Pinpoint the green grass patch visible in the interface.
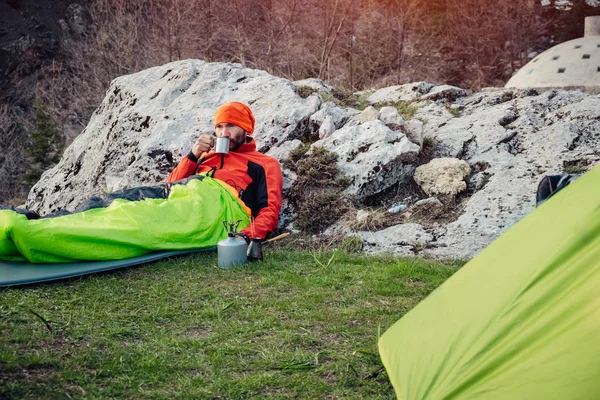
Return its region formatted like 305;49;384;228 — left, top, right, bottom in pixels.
284;146;352;234
296;86;319;99
0;249;461;399
320;90;374;111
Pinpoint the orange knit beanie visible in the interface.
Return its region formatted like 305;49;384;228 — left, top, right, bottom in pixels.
214;102;255;135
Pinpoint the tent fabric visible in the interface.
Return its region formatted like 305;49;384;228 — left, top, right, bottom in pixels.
0;176;250;263
0;248;213;287
378;165;600;400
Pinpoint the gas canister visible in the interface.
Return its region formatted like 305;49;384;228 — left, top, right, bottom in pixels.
217;220;247;268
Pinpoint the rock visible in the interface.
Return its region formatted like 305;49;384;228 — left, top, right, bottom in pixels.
358;223;433;255
367;82;435;104
356;209;370;224
293;78;333;94
407;197;445;222
266;139;303;163
351;106;379;124
309;101;354;131
420;85;468;102
403;120;424;148
468;171;492;192
319;115;336;139
414;158;470;203
25;60;319;214
312;120;420;203
378;106;404;127
498;107;518;127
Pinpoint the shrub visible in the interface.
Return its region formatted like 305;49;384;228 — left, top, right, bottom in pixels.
284;146;351;234
296;189;351;233
296;86;319;99
23;100;65;186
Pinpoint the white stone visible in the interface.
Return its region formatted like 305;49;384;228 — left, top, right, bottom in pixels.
310;101;354;131
319;115;336;139
266;139;303;163
354;106;379;124
378;106;404;127
414;158;470;203
356;209;370;224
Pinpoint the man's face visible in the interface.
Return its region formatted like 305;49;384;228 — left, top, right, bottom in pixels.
215;122;247;151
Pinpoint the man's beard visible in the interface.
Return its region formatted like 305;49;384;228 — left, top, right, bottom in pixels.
230;133;247;151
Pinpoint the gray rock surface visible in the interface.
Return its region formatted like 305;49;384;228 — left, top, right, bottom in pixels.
351;106;379;124
421;85;468;102
311;120;420;202
422;89;600;259
319;116;336;139
403;120;424;148
378;106;404;127
358;223;434;256
26;60;320;214
309;101;358;133
367;82;434;104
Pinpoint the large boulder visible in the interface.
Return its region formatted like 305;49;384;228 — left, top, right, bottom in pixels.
311;120;420;203
26;60;320;214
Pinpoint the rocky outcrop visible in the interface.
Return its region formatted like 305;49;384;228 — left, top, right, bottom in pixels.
25;60;600;259
26;60;320;214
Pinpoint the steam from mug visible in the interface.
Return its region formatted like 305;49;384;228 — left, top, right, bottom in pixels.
214;137;230;154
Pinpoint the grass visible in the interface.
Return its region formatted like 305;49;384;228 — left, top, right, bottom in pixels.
320;91;373;111
296;86;319;99
0;248;461;399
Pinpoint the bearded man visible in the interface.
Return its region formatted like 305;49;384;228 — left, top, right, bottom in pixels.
168;102;283;241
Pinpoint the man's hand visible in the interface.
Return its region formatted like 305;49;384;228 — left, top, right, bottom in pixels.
191;135;215;158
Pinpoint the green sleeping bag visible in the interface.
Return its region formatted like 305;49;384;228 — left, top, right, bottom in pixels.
0;177;250;263
378;165;600;399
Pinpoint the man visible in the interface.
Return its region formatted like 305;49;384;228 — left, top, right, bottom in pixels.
168;102;283;241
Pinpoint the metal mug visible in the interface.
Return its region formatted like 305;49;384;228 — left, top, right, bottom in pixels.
214;137;230;154
247;239;263;261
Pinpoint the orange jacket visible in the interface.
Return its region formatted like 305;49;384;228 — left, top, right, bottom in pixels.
167;138;283;239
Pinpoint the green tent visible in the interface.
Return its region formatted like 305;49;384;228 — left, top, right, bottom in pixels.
378;165;600;399
0;176;250;263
